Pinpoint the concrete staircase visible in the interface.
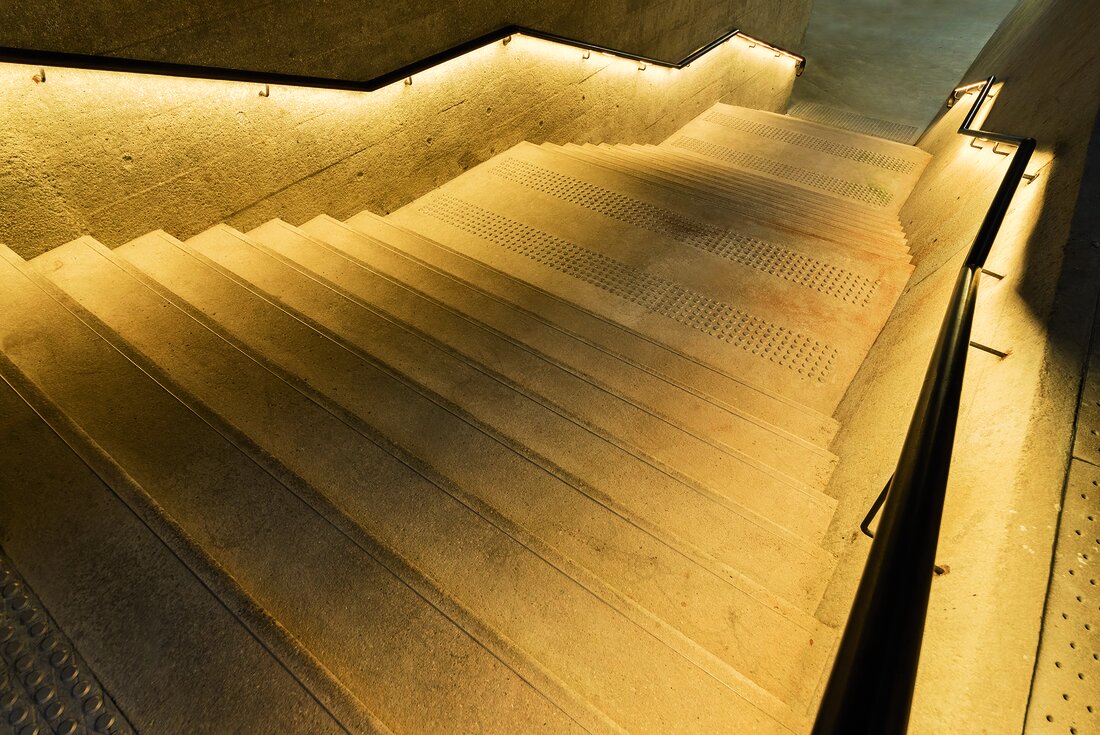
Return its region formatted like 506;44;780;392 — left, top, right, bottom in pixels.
0;101;929;733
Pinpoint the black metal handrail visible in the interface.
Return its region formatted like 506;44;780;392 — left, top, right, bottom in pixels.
812;76;1035;734
0;26;803;94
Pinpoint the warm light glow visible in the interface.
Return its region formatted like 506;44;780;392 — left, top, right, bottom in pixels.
0;25;798;263
0;27;800;116
735;32;804;69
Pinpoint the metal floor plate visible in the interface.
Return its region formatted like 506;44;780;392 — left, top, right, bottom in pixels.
1024;458;1100;735
0;551;132;735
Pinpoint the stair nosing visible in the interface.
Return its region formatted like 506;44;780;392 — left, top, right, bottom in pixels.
336;213;841;438
113;230;834;723
245;220;839;535
586;143;908;240
29;237;637;735
177;224;838;591
561;143;910;253
0;246;389;735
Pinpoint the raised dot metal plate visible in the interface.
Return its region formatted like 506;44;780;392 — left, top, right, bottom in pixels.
703;112;917;174
0;551;132;735
422;194;838;381
1024;459;1100;735
490;158;881;305
670;135;894;207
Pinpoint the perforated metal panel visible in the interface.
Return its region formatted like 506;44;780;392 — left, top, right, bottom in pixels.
703;111;917;174
1024;459;1100;735
421;194;838;381
670;136;894;207
490;159;881;306
0;552;133;735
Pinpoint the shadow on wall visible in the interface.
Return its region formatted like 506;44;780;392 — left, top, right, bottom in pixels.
0;34;798;259
909;0;1100;324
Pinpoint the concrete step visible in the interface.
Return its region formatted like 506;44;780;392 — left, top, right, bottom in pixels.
0;369;348;735
755;102;928;155
546;144;911;278
631;140;911;230
141;223;836;610
346;209;841;444
10;242;585;734
700;104;929;176
588;143;913;255
555;146;908;263
104;229;835;725
387;144;908;414
571;142;909;243
250;218;840;492
636;131;915;224
236;220;838;529
457;143;910;341
660;104;929;214
785;102;922;145
605;145;913;267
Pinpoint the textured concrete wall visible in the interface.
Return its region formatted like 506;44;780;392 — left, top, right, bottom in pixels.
0;34;799;258
817;1;1100;732
0;1;812;80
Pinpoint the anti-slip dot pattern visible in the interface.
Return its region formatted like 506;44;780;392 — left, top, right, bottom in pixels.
1024;463;1100;734
489;158;881;306
786;101;921;144
703;112;917;174
422;194;838;381
0;553;133;735
670;136;894;207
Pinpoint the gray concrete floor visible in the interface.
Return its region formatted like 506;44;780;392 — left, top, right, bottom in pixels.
791;0;1019;132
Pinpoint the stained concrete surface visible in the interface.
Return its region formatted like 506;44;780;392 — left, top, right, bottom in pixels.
791;0;1019;132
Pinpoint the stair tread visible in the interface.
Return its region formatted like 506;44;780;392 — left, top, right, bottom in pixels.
10;242;589;735
346;210;841;443
657;132;901;213
553;143;913;266
247;218;840;490
0;366;349;735
589;142;909;235
239;220;838;533
115;224;838;605
590;144;911;248
473;143;910;323
387;143;910;414
102;228;835;724
706;104;929;168
748;102;928;154
601;145;913;263
655;104;929;215
785;102;922;145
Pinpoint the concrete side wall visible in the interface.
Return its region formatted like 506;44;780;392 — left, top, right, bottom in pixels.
0;1;812;80
818;1;1100;733
0;35;799;258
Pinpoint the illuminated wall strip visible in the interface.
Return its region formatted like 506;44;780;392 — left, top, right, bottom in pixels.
0;26;804;95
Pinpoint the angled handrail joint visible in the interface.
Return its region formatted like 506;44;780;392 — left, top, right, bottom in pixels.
0;26;805;91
